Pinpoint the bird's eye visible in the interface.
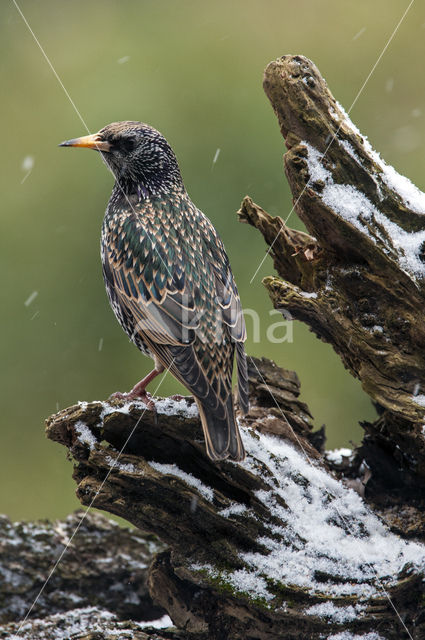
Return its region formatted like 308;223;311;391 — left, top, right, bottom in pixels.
120;137;137;153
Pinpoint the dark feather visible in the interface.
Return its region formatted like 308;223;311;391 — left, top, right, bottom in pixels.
196;395;245;461
236;342;249;415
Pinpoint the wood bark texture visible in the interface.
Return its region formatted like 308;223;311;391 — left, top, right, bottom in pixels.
239;54;425;508
43;356;425;639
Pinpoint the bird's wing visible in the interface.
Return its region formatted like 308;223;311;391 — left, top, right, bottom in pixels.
103;212;199;347
103;204;248;415
199;215;249;413
200;215;247;343
102;208;228;414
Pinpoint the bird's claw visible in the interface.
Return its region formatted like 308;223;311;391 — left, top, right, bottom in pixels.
109;389;156;411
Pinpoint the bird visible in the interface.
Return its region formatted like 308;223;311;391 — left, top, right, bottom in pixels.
59;121;249;461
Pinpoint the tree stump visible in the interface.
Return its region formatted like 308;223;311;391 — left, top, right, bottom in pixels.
43;356;425;639
239;54;425;513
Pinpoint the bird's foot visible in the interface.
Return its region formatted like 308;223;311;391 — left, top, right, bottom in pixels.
109;389;156;410
108;368;163;411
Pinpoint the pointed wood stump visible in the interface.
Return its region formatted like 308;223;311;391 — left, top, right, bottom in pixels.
239;54;425;508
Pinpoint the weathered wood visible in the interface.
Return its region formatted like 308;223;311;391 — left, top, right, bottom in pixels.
0;511;182;639
239;54;425;494
0;606;183;640
0;510;164;625
45;358;425;639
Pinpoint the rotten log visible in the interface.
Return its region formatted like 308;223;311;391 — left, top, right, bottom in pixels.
44;357;425;639
1;606;182;640
239;54;425;508
0;511;180;640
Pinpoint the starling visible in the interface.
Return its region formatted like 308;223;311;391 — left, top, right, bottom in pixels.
60;121;248;461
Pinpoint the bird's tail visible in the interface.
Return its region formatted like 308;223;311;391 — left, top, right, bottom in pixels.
195;395;245;461
236;341;249;415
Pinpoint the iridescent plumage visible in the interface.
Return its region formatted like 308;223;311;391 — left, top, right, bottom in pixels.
60;121;248;461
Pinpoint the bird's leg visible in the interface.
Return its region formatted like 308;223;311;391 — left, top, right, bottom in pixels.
110;364;165;409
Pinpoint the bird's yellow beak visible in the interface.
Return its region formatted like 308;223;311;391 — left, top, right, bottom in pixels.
59;132;111;152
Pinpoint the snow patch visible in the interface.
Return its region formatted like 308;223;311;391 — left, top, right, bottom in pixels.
335;100;425;215
137;614;173;629
74;421;97;450
326;633;386;640
193;430;425;603
413;394;425;407
325;448;353;465
305;601;365;623
155;396;199;418
9;607;116;640
99;396;198;420
105;456;139;474
100;399;148;419
219;503;249;518
304;142;425;281
149;462;214;501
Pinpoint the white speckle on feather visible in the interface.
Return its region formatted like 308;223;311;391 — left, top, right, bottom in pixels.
117;55;130;64
149;462;213;502
24;291;38;306
98;337;104;352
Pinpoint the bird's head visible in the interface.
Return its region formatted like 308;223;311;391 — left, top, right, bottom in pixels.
59;121;183;196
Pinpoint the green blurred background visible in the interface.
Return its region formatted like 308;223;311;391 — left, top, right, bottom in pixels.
1;0;424;521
